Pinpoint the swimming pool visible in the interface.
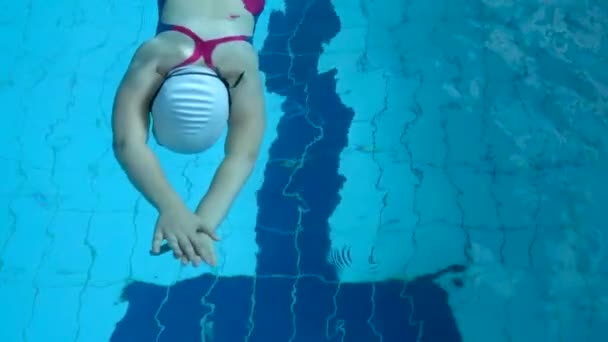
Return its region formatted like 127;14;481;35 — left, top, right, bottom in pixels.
1;0;607;341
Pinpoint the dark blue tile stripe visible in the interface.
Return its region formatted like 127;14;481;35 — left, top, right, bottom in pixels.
113;283;164;340
110;0;465;341
248;1;349;339
255;0;345;279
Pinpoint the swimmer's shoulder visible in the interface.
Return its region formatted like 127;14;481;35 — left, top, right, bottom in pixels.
131;37;191;76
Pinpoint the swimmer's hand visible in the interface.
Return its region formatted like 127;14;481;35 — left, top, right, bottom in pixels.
151;203;220;266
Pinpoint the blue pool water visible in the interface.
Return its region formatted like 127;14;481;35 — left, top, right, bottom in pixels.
1;0;607;341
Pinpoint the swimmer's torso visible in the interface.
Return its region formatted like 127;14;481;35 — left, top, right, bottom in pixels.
161;0;257;31
157;0;262;81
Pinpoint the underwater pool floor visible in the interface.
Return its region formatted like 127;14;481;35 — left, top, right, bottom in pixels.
1;0;607;341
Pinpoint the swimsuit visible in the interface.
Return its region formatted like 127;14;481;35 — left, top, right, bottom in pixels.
156;0;265;70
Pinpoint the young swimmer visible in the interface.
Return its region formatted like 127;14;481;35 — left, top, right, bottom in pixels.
112;0;266;267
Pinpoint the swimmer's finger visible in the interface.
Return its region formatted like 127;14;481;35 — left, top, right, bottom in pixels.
197;239;217;267
189;236;208;266
166;235;182;258
203;249;217;267
196;227;220;241
154;243;172;255
208;232;221;241
151;229;164;254
177;234;197;264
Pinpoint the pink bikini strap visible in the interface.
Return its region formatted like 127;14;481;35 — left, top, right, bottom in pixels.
169;25;249;68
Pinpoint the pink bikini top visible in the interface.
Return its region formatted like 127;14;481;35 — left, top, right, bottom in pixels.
158;0;266;69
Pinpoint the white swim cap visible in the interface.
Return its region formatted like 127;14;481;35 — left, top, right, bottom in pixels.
151;65;229;154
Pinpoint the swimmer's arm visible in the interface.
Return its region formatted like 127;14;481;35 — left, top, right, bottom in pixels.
112;41;183;212
194;70;266;230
